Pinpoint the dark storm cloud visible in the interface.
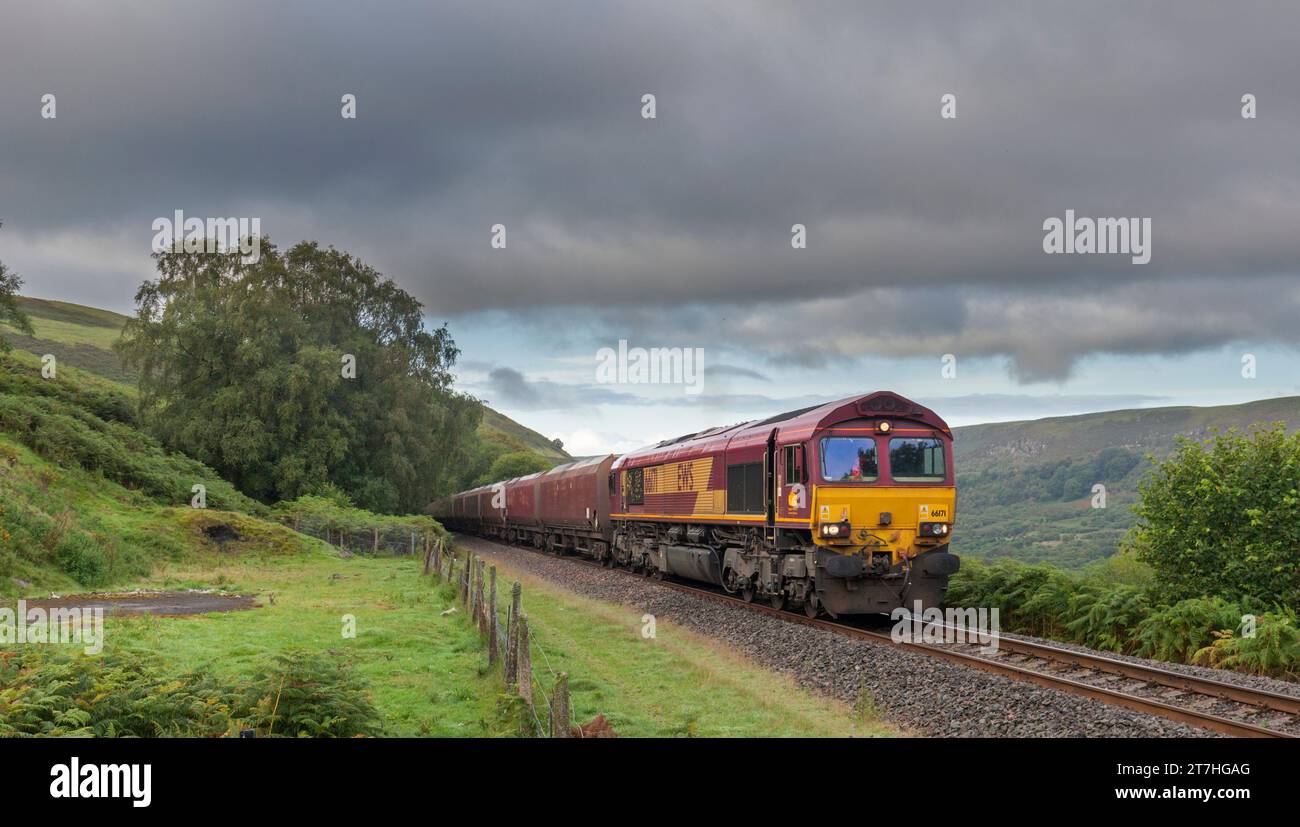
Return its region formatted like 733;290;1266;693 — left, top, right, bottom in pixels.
3;1;1300;378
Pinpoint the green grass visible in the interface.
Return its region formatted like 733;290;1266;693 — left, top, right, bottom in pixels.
477;552;898;737
96;548;525;736
5;535;896;736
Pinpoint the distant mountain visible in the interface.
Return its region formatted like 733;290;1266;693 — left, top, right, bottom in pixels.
950;397;1300;568
953;396;1300;470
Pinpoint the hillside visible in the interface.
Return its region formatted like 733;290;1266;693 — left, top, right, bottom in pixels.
953;396;1300;471
0;348;278;592
2;296;568;465
478;405;569;461
2;297;136;383
950;396;1300;568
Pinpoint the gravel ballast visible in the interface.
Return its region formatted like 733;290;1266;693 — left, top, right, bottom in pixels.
458;536;1215;738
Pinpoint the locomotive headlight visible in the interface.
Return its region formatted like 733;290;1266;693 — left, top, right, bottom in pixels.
877;421;892;433
919;522;950;537
820;520;852;538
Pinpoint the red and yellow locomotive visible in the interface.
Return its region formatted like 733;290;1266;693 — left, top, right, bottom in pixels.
429;391;958;616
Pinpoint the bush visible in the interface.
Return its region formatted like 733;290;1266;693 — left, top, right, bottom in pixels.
0;648;383;737
0;650;239;737
1063;585;1150;653
1193;611;1300;679
238;649;384;737
1132;597;1243;662
945;558;1300;677
1130;424;1300;607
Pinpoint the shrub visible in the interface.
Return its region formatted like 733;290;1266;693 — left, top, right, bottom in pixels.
0;648;384;737
238;649;384;737
1129;424;1300;607
1194;611;1300;679
1063;585;1150;653
0;650;239;737
1132;597;1243;662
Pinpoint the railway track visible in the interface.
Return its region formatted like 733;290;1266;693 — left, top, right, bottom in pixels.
465;536;1299;738
655;577;1299;739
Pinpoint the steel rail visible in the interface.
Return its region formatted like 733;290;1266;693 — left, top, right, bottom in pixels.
459;535;1297;739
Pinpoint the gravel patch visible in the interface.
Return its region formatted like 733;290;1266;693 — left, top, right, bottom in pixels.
458;536;1211;738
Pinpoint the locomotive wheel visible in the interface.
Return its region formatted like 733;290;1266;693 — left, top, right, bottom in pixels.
741;586;755;603
651;568;663;581
804;593;820;618
769;593;786;611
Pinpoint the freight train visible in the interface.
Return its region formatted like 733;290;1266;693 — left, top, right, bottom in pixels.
428;391;959;617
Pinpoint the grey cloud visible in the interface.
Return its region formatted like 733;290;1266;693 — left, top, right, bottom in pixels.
705;364;770;381
3;1;1299;376
481;366;641;411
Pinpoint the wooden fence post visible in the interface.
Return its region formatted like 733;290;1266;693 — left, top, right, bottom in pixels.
516;613;533;708
550;673;571;738
373;527;379;555
476;559;488;635
488;566;499;664
505;581;521;686
471;558;481;619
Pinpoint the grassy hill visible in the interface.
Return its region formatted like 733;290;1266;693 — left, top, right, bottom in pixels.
2;296;568;465
2;297;137;383
478;405;568;461
950;396;1300;568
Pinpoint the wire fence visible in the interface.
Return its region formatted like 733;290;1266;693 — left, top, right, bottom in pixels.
290;518;439;557
422;538;580;737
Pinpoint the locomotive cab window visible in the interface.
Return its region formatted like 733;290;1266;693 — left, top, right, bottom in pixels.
783;444;805;484
888;437;946;482
626;467;644;505
819;437;878;482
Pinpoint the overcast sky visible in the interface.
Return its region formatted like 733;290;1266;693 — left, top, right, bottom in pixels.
3;1;1299;453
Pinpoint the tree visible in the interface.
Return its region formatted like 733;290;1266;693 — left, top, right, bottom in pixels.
476;451;553;486
0;260;35;351
116;239;482;513
1129;425;1300;608
550;437;564;451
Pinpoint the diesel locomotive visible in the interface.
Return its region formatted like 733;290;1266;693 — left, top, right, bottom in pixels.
428;391;959;617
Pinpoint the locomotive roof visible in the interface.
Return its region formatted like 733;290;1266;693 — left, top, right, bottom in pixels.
612;390;949;468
